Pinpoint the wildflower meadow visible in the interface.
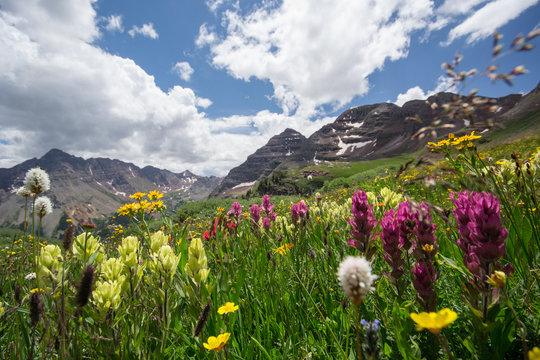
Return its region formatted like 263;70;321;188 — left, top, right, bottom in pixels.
1;31;540;360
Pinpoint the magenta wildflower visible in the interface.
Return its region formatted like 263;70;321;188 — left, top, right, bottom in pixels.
451;191;510;281
261;195;275;214
227;202;243;221
380;209;404;280
262;218;271;230
412;203;439;262
347;191;377;255
250;204;261;225
396;201;416;251
291;201;308;225
412;261;438;311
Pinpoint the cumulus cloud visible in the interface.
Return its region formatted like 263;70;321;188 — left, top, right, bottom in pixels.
128;22;158;39
104;15;123;32
446;0;539;44
0;0;335;176
172;61;194;81
199;0;434;117
394;76;457;106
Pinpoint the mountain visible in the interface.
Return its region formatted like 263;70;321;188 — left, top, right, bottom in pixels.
210;128;306;197
279;91;522;168
0;149;222;237
212;85;537;197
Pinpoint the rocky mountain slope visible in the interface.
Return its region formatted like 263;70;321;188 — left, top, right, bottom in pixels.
210;128;306;197
212;85;538;197
0;149;221;237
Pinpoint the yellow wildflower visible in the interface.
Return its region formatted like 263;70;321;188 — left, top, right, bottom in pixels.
410;308;457;334
529;347;540;360
147;190;164;200
218;302;239;315
204;333;231;352
487;271;506;288
422;244;434;253
129;192;146;201
272;244;294;255
30;288;45;294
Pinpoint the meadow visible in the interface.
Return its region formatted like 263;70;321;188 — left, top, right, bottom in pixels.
0;128;539;359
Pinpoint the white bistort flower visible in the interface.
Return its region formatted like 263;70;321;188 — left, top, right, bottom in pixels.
34;196;53;218
337;256;377;305
23;167;50;195
16;186;33;198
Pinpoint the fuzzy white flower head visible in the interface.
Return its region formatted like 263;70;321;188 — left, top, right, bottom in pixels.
34;196;53;218
337;256;377;305
24;168;50;195
16;186;33;198
25;272;36;280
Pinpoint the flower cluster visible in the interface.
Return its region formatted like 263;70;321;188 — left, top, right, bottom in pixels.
184;238;210;285
380;209;404;280
451;191;510;282
117;190;165;217
290;200;308;225
428;131;482;150
347;191;377;256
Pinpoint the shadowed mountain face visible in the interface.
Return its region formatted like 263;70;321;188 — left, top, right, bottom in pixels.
210;128;306;197
0;149;221;237
210;86;536;197
280;91;523;168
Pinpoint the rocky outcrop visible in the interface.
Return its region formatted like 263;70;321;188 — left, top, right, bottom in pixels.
210;128;306;197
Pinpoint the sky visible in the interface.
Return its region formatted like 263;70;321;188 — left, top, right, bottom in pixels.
0;0;539;177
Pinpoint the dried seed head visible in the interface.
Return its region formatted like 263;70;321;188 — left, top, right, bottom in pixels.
194;301;211;336
30;292;43;327
62;224;75;252
76;266;95;307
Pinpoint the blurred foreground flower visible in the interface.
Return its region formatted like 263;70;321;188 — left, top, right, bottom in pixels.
337;256;376;305
410;308;457;334
204;333;231;352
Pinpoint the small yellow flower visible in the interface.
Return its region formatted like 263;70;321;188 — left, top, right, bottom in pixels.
66;219;72;223
129;192;147;201
14;239;22;244
422;244;434;253
147;190;164;200
410;308;457;334
218;302;239;315
448;133;455;139
529;347;540;360
272;244;294;255
204;333;231;352
30;288;45;294
487;271;506;288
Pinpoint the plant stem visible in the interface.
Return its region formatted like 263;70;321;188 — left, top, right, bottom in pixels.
436;333;454;360
355;305;363;360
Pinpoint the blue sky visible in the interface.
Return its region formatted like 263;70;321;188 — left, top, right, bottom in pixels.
0;0;539;176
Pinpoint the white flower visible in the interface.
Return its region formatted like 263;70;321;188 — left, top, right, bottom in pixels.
34;196;53;218
16;186;33;198
23;167;50;195
337;256;377;305
25;272;36;280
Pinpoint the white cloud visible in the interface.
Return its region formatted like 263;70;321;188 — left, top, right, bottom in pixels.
104;15;123;32
395;86;427;106
0;0;335;176
394;76;457;106
128;22;158;39
438;0;488;15
446;0;539;44
195;24;217;47
172;61;194;81
199;0;434;117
